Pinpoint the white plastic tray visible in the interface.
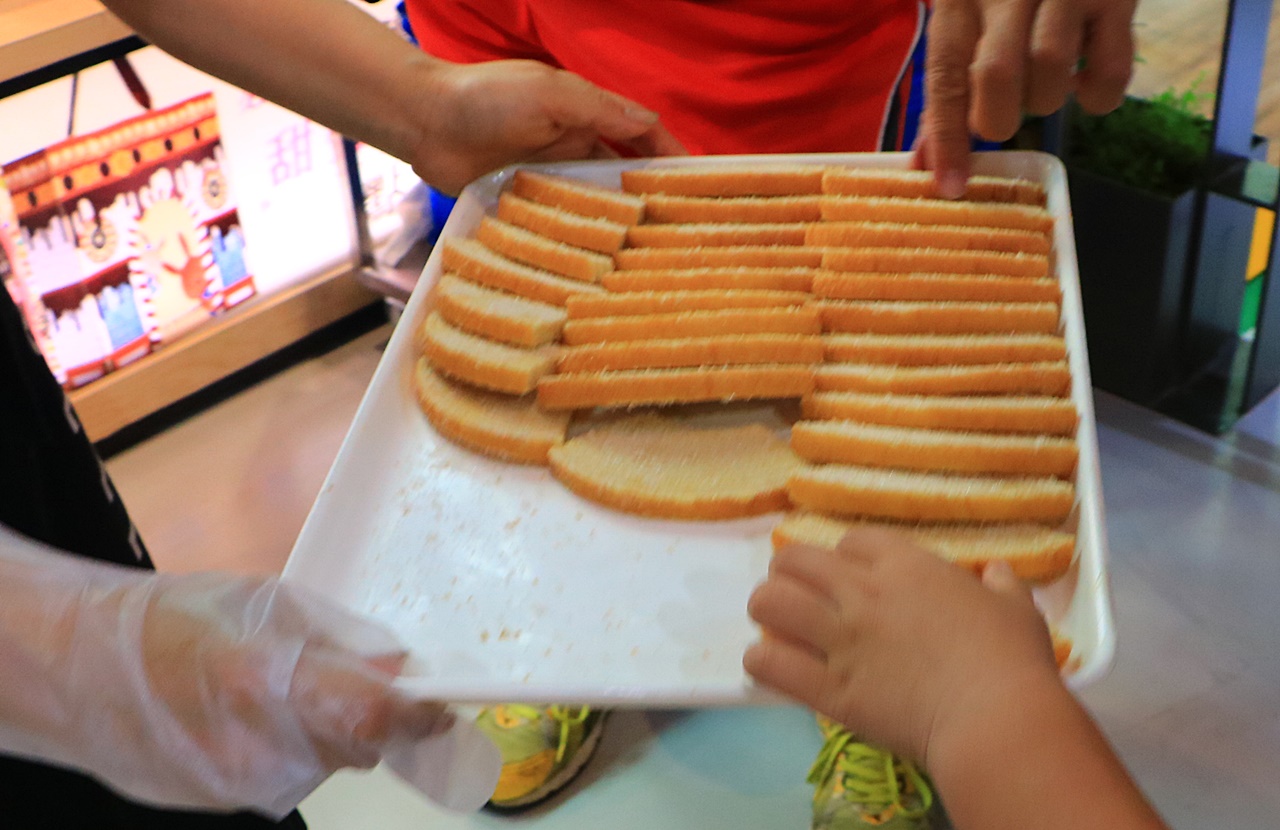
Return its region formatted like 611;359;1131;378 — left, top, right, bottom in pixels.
284;151;1114;706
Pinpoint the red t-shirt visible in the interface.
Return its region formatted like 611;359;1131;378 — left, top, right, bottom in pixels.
406;0;925;156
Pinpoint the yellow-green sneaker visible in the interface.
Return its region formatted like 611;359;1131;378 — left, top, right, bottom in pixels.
474;704;606;810
809;717;934;830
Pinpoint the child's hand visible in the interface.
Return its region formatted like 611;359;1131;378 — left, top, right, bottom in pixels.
742;527;1062;766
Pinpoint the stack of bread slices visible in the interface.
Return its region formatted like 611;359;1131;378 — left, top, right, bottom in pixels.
413;162;1081;587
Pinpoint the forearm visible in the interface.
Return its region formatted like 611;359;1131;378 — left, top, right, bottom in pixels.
99;0;440;165
928;674;1169;830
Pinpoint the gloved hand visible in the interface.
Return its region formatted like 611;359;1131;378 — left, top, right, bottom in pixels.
0;525;498;818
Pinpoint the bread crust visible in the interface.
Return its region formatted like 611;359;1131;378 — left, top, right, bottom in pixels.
511;169;645;224
475;217;614;282
820;195;1054;233
566;289;810;318
557;334;824;373
787;464;1076;523
497;193;629;253
812;271;1061;304
614;246;823;270
821;168;1047;205
561;306;822;345
823;247;1050;278
817;300;1062;335
800;392;1078;435
420;312;558;395
627;222;810;248
537;365;816;410
807;222;1051;256
644;195;823;223
434;275;566;347
601;266;815;293
820;333;1067;366
815;362;1073;397
621;164;825;196
440;238;604;306
413;359;569;464
790;420;1079;478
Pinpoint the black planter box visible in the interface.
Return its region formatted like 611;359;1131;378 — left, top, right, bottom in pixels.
1067;166;1197;406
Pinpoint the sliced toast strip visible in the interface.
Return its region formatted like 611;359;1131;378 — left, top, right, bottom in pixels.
601;266;814;293
815;362;1072;397
621;164;825;196
414;359;570;464
800;391;1078;435
790;420;1078;478
822;168;1047;205
772;512;1075;583
511;169;645;224
824;247;1050;278
807;222;1051;256
820;195;1054;233
434;275;567;347
548;415;803;519
817;300;1061;335
812;271;1060;304
644;195;823;223
614;245;823;270
562;306;821;345
557;334;824;373
627;222;810;248
537;365;816;410
475;217;614;282
497;193;629;253
787;464;1075;523
420;312;558;395
566;289;810;319
821;333;1067;366
440;238;604;306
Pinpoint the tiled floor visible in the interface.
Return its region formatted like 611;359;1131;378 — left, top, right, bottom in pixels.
104;319;1280;830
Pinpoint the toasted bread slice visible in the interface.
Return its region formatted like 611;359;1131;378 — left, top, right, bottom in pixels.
821;333;1067;366
440;238;605;306
621;164;825;196
497;193;629;253
817;300;1061;335
627;222;810;248
537;365;816;410
823;247;1050;278
822;168;1047;206
791;420;1078;478
475;217;614;282
547;414;802;519
815;362;1073;397
511;169;645;224
771;512;1075;583
601;266;815;293
420;312;558;395
787;464;1075;523
434;275;567;347
801;391;1078;435
820;196;1054;233
566;289;810;319
812;271;1061;304
644;195;823;223
413;359;570;464
561;306;822;345
614;246;824;270
807;221;1051;256
557;334;824;373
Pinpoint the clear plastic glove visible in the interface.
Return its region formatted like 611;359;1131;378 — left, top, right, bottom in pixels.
0;525;499;818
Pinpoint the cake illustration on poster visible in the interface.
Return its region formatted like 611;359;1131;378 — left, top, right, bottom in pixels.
1;92;256;388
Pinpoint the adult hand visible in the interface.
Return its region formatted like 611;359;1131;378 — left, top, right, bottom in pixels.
414;59;687;195
742;527;1061;766
915;0;1139;197
0;527;494;817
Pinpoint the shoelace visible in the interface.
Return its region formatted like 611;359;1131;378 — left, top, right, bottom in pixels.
808;729;934;819
493;704;591;763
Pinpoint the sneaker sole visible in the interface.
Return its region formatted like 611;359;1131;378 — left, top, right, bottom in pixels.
484;711;609;812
